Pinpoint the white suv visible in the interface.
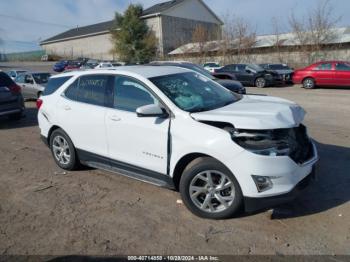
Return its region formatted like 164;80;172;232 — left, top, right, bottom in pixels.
38;66;318;219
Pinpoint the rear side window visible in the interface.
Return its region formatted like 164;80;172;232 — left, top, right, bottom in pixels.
65;75;110;106
315;63;332;70
335;63;350;71
43;76;72;96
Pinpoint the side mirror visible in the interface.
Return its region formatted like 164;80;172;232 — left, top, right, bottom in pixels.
246;69;252;74
136;104;168;118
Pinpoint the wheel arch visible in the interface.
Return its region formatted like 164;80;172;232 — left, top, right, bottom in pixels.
172;153;234;191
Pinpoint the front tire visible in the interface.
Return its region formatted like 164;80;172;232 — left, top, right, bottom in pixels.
50;129;79;170
179;157;243;219
303;78;315;89
255;77;266;88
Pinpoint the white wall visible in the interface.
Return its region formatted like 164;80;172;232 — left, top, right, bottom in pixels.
41;33;115;60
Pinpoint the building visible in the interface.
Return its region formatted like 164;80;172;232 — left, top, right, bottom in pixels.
169;27;350;67
40;0;223;60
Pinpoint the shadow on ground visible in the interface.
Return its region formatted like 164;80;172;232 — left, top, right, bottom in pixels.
0;107;38;129
271;141;350;219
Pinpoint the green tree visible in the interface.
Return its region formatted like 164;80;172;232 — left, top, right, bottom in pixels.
111;4;157;64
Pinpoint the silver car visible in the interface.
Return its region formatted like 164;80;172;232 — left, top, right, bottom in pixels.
15;72;51;100
6;69;28;81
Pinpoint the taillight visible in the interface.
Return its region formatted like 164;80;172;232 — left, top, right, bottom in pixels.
36;99;43;109
9;84;21;94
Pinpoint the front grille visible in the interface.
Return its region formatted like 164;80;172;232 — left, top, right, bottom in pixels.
288;125;314;164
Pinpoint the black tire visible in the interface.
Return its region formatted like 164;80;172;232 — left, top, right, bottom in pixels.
302;78;315;89
255;77;266;88
179;157;243;219
49;128;79;170
37;91;42;98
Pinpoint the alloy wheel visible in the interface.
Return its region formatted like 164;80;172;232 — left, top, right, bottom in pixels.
189;170;235;213
52;136;71;165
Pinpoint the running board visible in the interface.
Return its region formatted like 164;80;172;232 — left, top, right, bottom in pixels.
77;149;175;190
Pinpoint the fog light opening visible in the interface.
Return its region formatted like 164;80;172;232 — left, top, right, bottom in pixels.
252;175;274;192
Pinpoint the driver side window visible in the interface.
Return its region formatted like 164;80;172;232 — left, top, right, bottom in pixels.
113;76;158;113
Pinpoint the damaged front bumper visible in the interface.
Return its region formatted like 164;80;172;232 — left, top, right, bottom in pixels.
244;166;316;212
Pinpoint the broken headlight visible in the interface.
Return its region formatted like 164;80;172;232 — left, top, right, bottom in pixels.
228;128;291;157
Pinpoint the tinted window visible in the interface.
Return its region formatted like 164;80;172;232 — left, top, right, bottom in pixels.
335;63;350;71
223;65;236;71
65;75;110;106
33;73;51;84
0;72;15;86
114;76;157;112
316;63;332;70
43;76;72;96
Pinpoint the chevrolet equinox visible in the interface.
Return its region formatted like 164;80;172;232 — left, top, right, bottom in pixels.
38;66;318;219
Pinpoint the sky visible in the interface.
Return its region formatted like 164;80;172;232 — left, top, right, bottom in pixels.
0;0;349;53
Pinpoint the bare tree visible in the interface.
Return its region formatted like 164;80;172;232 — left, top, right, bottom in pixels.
220;15;257;64
289;0;341;64
271;17;285;63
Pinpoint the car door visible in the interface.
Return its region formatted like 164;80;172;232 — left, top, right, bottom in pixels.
236;64;254;85
21;74;36;99
313;63;334;86
105;75;169;174
15;74;29;99
334;62;350;86
56;74;111;157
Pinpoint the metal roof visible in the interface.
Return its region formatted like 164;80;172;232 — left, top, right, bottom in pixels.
169;27;350;55
40;0;186;45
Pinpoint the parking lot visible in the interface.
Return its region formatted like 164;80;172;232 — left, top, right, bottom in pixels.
0;62;350;255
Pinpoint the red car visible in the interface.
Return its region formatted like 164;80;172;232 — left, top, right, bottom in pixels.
293;61;350;89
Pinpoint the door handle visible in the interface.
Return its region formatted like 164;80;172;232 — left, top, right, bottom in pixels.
109;115;121;121
64;105;71;111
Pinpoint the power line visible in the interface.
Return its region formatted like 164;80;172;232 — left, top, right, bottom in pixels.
0;13;71;28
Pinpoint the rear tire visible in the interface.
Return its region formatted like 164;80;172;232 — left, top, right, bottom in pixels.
303;78;315;89
49;128;79;171
37;91;42;98
179;157;243;219
255;77;266;88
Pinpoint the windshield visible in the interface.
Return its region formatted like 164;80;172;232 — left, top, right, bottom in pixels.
149;72;240;113
247;64;264;72
204;63;220;67
269;64;291;70
33;73;51;84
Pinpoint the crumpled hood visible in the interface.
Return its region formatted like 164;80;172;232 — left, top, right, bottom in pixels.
191;95;306;130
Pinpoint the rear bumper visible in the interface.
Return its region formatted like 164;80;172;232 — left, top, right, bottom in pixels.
0;95;24;116
244;166;316;212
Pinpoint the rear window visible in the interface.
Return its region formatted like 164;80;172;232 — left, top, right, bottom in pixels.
43;76;72;96
0;72;15;87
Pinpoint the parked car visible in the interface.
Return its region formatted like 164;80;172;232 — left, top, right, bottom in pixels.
65;61;83;71
53;60;68;72
203;62;222;73
38;66;318;219
150;61;246;94
259;64;294;83
0;71;24;120
15;72;51;100
215;64;284;88
6;69;28;80
293;61;350;89
95;62;113;69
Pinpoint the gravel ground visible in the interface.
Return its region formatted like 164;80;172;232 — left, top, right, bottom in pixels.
0;63;349;256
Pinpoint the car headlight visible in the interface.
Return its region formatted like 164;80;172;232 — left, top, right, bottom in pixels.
228;129;291;156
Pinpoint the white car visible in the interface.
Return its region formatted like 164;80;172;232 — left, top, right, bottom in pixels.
203;62;222;73
94;62;113;69
37;66;318;219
